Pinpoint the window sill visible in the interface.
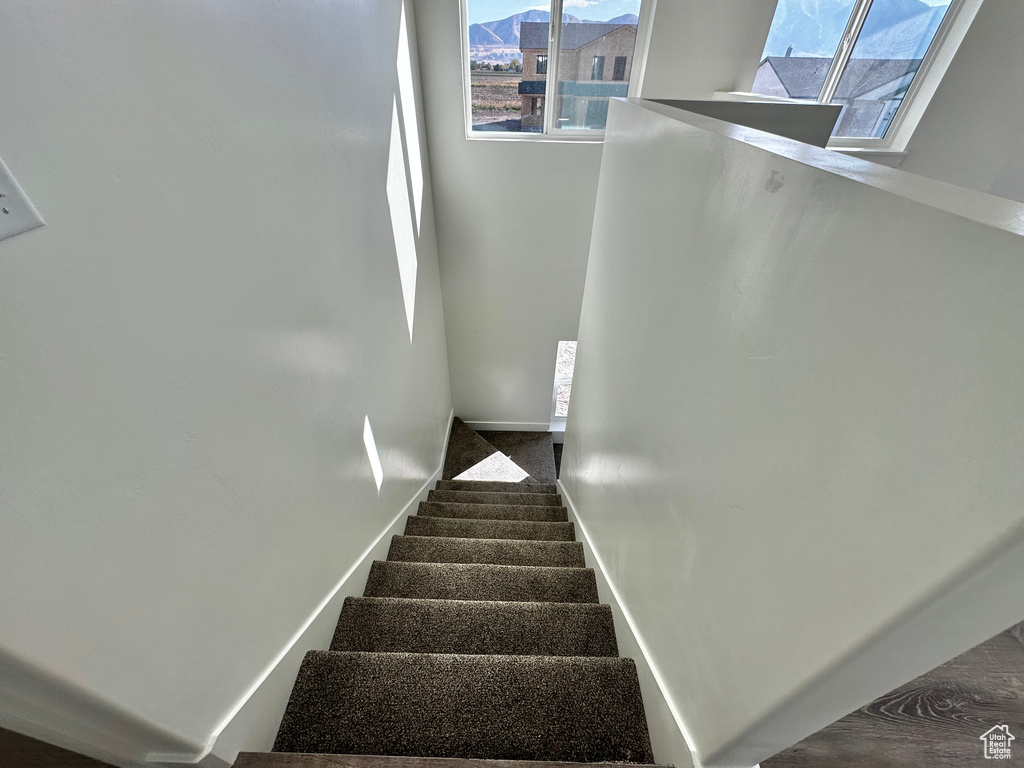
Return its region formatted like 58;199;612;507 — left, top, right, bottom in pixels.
465;130;605;144
832;148;908;168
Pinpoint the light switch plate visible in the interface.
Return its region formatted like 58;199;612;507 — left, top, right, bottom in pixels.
0;155;44;242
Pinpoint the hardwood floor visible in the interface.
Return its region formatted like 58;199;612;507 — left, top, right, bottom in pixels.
0;726;115;768
763;622;1024;768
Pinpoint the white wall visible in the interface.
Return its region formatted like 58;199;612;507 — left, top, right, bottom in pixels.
0;1;451;765
562;99;1024;767
639;0;778;100
415;0;776;428
416;0;602;428
896;0;1024;200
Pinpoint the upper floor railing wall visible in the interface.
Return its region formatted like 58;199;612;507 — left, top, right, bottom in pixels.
561;98;1024;768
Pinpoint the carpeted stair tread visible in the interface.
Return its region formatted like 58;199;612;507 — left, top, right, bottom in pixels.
418;501;568;523
428;490;563;507
443;419;538;483
331;597;618;656
404;516;575;542
237;753;671;768
477;431;557;485
387;535;585;567
363;561;599;603
436;480;557;494
272;651;655;763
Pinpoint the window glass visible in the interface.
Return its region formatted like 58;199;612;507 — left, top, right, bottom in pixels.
467;2;549;133
554;0;641;131
551;340;577;422
751;0;957;143
613;56;627;81
751;0;858;101
466;0;642;135
831;0;953;138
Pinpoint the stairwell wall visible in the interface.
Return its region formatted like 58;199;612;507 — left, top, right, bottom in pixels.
414;0;780;430
561;99;1024;767
899;0;1024;202
0;1;451;765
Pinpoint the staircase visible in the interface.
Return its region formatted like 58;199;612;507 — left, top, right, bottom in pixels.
235;420;667;768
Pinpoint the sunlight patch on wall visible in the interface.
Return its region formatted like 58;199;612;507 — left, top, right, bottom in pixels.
454;452;531;482
387;97;418;343
551;340;577;426
396;1;424;232
363;416;384;492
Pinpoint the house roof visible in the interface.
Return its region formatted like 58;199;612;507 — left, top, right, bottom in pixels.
761;56;922;100
519;21;635;51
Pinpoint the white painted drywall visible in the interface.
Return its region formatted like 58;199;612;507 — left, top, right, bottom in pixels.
638;1;779;99
560;483;697;768
0;1;451;765
562;99;1024;767
900;0;1024;200
415;0;602;427
414;0;777;427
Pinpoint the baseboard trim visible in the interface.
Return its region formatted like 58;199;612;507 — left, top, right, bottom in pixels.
0;651;201;768
199;408;455;766
558;479;701;768
461;421;551;432
0;409;455;768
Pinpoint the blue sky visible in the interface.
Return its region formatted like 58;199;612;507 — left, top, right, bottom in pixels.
467;0;641;25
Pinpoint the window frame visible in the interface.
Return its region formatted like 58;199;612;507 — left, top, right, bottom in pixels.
461;0;657;141
754;0;982;151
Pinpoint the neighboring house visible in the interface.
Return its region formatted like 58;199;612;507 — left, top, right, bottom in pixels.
753;55;921;138
518;21;637;130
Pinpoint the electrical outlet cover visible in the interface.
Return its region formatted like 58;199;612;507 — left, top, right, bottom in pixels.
0;155;45;242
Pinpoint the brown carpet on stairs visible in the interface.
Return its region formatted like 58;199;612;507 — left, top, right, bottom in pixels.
417;501;568;522
435;480;557;494
386;535;585;567
363;560;599;603
442;418;538;482
268;422;660;768
273;651;654;763
403;515;576;541
478;431;557;484
427;489;564;506
331;597;618;656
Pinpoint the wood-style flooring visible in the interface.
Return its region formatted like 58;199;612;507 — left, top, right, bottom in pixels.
764;622;1024;768
0;726;115;768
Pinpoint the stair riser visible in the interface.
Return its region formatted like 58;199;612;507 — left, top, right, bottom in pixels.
387;535;585;568
435;480;558;494
404;516;576;542
417;501;568;522
238;754;669;768
364;561;599;603
331;597;619;657
428;490;563;507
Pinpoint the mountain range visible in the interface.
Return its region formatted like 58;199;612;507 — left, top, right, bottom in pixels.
469;10;640;47
764;0;951;59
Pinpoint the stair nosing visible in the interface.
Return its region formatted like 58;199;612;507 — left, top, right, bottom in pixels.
391;534;582;546
342;595;611;609
371;559;594;574
239;753;671;768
